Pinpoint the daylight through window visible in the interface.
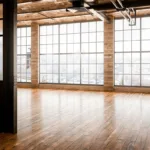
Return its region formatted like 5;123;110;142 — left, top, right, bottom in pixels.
39;21;104;85
17;27;31;82
115;18;150;86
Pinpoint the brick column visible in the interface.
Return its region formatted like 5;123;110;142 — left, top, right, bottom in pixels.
104;18;114;91
31;22;39;88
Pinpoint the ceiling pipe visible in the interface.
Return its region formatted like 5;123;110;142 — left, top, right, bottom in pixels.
125;8;132;20
110;0;119;9
117;0;124;8
110;0;136;25
89;8;110;23
120;11;128;21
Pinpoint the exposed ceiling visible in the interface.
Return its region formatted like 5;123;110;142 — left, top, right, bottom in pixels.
17;0;150;26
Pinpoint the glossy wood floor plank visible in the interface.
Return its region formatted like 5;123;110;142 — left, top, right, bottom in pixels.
0;89;150;150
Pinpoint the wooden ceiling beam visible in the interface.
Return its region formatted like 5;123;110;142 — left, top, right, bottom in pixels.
18;0;72;14
17;0;66;4
17;11;89;21
17;14;99;26
17;13;91;22
112;8;150;18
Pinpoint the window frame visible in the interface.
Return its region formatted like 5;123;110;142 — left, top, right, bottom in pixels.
114;17;150;87
17;26;31;83
39;21;104;85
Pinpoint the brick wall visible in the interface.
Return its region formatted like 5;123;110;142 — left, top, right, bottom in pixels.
104;17;114;91
31;22;39;88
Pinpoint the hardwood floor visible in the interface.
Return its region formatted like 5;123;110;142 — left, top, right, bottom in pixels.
0;88;150;150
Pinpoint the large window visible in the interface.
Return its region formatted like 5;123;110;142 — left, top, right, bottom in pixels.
17;27;31;82
115;17;150;86
0;4;3;81
40;21;104;85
